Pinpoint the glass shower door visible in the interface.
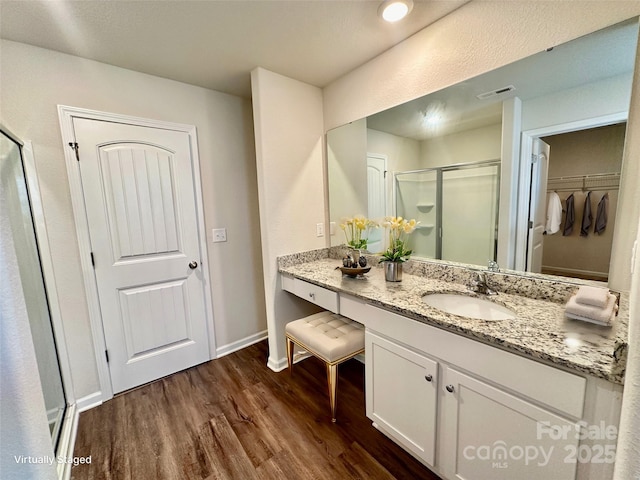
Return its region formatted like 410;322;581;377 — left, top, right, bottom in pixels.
441;163;500;265
1;131;67;449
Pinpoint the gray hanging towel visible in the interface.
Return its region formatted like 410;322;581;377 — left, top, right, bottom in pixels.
580;191;592;236
563;193;575;236
594;192;609;235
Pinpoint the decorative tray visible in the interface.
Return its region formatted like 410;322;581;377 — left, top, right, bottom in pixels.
336;266;371;277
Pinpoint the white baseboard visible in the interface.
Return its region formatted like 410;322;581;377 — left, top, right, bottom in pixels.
56;403;79;480
267;356;289;372
541;265;608;280
215;330;268;359
76;392;103;413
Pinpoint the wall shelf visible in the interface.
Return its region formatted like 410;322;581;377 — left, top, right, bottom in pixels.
416;203;435;212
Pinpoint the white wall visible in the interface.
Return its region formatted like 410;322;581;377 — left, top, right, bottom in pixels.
613;43;640;465
0;40;266;400
419;123;502;167
522;73;633;131
613;214;640;479
251;68;327;370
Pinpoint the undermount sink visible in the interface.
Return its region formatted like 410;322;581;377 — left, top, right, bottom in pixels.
422;293;516;321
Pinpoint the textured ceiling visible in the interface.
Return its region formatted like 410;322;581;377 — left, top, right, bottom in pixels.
0;0;468;98
367;20;639;139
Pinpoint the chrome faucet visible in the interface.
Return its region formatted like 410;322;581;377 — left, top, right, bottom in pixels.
470;272;498;296
487;260;500;272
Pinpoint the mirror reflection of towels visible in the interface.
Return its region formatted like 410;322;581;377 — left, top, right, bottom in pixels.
580;191;592;237
594;192;609;234
545;192;562;235
563;193;575;236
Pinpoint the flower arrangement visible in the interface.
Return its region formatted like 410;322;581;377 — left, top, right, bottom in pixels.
379;216;419;263
340;215;377;250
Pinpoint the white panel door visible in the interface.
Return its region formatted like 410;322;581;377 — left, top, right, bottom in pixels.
367;154;386;253
527;139;551;273
73;118;210;393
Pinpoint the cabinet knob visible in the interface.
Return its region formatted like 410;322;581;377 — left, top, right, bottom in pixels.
424;374;433;382
446;385;455;393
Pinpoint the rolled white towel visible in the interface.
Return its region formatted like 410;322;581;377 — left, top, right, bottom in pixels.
565;292;617;325
574;285;609;308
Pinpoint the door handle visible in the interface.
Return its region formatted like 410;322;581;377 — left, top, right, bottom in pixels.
189;261;198;269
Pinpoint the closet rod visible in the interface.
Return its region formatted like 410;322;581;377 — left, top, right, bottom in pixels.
546;172;620;181
549;186;618;192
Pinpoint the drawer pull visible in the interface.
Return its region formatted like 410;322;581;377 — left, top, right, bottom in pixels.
446;385;455;393
309;292;315;299
424;374;433;382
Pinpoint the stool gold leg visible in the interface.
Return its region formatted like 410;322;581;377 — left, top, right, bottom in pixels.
327;363;338;423
286;337;294;375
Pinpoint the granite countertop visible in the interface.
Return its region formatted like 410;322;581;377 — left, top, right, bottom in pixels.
279;252;628;385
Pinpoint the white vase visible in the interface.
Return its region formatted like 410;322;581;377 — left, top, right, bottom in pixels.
384;261;402;282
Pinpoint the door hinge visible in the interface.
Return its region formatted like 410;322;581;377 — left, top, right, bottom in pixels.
531;153;538;164
384;170;387;178
105;350;109;363
69;142;80;161
90;251;95;267
529;220;534;229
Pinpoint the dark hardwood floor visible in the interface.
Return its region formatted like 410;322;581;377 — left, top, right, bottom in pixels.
71;340;440;479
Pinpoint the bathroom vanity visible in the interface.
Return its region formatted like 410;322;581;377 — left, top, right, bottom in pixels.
279;248;628;480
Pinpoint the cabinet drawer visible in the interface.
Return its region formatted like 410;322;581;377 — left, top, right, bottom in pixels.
339;294;368;323
281;273;295;293
292;278;339;313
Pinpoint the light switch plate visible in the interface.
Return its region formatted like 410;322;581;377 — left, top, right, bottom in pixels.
316;223;324;237
212;228;227;243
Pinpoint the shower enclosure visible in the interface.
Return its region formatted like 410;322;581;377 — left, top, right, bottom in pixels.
395;160;500;265
1;129;69;452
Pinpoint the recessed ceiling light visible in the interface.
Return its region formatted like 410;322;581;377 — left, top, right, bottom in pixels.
378;0;414;23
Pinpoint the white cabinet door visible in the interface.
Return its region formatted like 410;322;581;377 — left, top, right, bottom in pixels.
365;330;438;467
439;366;579;480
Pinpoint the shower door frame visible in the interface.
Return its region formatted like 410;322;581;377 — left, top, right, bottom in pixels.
3;126;78;479
394;159;501;262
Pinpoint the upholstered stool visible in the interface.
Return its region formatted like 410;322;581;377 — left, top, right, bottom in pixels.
285;311;364;422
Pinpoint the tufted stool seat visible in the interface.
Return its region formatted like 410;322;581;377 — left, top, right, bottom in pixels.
285;311;364;422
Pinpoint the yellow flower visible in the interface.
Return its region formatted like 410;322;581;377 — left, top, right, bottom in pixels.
380;216;418;263
341;214;375;249
403;219;419;234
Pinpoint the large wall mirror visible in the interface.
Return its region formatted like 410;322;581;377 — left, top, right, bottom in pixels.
327;18;638;285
